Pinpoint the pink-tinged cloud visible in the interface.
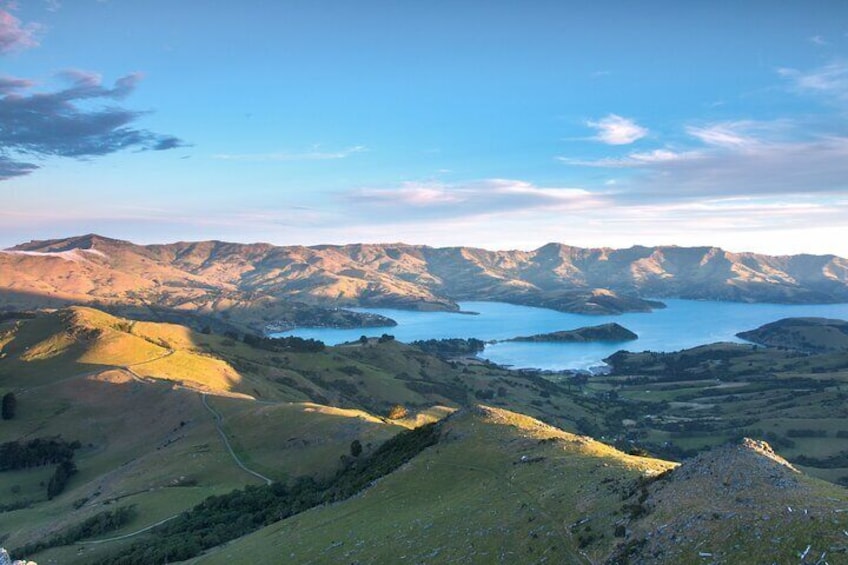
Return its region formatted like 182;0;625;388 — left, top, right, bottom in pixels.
0;74;33;94
347;179;607;221
0;8;39;54
560;148;703;168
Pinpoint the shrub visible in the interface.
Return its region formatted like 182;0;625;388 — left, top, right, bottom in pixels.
2;392;16;420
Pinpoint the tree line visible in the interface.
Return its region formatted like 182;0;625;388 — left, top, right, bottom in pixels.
92;422;441;564
242;333;326;353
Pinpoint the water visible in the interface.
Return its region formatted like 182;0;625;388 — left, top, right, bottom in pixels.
276;299;848;371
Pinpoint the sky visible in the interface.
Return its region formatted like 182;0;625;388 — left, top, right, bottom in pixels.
1;1;848;256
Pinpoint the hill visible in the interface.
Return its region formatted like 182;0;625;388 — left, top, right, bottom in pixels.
4;235;848;333
0;306;607;563
3;307;848;563
737;317;848;353
192;409;848;565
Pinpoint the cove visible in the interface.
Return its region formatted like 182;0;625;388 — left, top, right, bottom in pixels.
277;299;848;371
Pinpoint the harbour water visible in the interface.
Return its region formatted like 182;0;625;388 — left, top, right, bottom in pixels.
277;299;848;371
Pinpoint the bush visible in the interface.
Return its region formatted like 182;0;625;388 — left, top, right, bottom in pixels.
2;392;16;420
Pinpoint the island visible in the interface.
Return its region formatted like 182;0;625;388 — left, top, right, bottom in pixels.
507;322;638;343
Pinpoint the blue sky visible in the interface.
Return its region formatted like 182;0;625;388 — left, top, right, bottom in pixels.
2;1;848;255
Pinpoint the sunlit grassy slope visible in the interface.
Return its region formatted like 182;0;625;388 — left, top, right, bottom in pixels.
193;406;848;565
0;308;460;563
194;405;675;564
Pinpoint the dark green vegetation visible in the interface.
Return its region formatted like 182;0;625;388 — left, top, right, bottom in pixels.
508;322;638;343
1;391;16;420
410;337;486;358
91;424;439;564
585;320;848;484
0;437;79;470
13;506;136;556
240;333;326;353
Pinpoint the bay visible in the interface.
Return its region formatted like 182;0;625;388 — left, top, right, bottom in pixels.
277;299;848;371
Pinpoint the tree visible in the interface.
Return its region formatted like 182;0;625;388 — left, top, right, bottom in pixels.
350;439;362;458
2;392;16;420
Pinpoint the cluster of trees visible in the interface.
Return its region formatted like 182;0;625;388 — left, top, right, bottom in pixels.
2;392;15;420
242;333;326;353
13;506;136;556
0;437;80;470
0;437;81;500
47;459;78;499
410;338;485;358
93;423;441;564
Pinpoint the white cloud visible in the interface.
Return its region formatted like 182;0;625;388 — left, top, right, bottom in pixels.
778;61;848;100
686;122;759;148
586;114;648;145
214;145;367;162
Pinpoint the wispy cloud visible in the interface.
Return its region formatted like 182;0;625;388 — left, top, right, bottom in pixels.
346;179;606;221
778;60;848;101
0;70;185;180
214;145;367;162
0;7;39;53
625;135;848;202
809;35;827;46
559;148;703;168
686;121;762;149
586;114;648;145
562;115;848;203
0;74;32;94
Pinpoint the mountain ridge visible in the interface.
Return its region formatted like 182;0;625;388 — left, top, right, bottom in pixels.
3;235;848;334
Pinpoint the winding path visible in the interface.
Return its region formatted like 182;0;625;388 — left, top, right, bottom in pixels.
200;392;273;485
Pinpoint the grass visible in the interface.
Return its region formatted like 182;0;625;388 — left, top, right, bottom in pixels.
194;406;674;565
4;307;848;563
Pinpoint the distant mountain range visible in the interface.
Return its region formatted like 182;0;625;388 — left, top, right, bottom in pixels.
2;234;847;333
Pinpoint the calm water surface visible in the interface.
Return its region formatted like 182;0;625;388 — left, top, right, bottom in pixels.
278;300;848;371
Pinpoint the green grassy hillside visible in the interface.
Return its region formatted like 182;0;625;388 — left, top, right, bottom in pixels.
192;407;848;565
4;308;848;564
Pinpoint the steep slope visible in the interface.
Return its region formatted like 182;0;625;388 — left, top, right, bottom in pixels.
5;236;847;332
193;411;848;565
618;439;848;564
195;405;675;564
